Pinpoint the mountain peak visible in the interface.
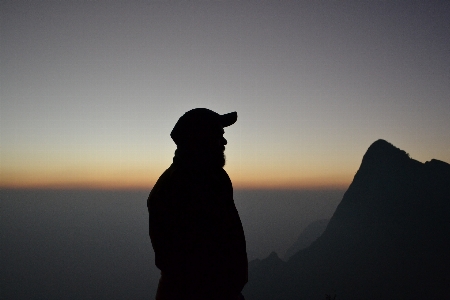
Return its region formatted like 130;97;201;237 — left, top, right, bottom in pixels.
357;139;413;175
363;139;409;162
267;251;281;261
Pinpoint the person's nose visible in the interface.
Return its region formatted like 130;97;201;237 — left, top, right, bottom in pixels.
222;137;227;145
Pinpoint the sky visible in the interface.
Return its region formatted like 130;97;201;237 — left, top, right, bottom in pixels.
1;1;449;189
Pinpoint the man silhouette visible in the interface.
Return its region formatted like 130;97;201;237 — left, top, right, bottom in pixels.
148;108;248;300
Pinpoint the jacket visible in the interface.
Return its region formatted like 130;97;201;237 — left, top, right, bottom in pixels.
147;152;248;298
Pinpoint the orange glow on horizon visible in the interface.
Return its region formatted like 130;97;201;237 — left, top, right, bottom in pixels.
1;152;354;190
1;168;352;190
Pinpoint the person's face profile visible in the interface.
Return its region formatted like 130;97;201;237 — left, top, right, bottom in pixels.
206;126;226;152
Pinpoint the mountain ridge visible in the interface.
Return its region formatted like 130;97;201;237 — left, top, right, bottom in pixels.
243;139;450;299
284;219;329;261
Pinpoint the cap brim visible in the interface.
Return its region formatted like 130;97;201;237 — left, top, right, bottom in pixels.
219;112;237;127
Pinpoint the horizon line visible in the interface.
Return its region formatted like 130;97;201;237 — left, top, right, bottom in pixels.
0;183;349;192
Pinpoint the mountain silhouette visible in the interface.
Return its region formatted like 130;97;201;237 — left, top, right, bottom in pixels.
243;139;450;300
284;219;329;261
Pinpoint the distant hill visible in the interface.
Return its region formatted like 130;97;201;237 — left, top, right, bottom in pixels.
284;219;329;261
243;139;450;300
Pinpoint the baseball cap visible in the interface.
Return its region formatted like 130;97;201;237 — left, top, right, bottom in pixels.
170;108;237;145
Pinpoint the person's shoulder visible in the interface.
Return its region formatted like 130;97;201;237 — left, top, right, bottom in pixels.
154;163;189;188
150;164;182;196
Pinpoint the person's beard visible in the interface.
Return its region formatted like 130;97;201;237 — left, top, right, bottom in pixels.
204;148;226;168
216;151;226;168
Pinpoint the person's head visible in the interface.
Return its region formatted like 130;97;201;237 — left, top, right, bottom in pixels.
171;108;237;167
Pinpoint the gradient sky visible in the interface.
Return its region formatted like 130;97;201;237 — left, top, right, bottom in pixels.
1;1;449;189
